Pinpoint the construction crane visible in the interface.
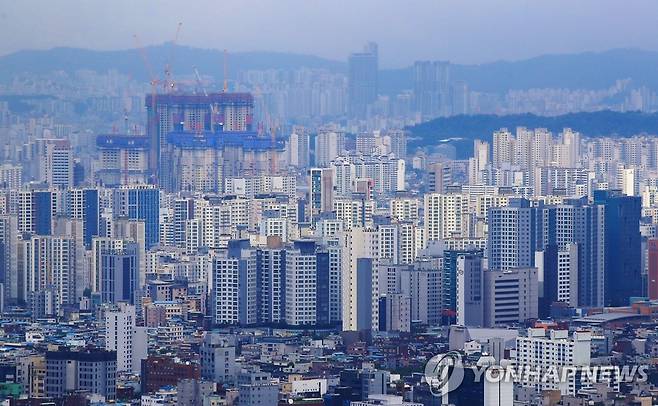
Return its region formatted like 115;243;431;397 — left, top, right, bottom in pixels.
193;66;208;97
134;33;161;183
270;123;277;174
133;33;160;104
193;66;217;132
223;49;229;92
123;135;130;184
122;73;133;135
164;22;183;93
123;108;129;134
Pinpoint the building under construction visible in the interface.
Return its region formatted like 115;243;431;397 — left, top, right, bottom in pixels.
161;130;286;193
145;93;254;182
96;134;150;187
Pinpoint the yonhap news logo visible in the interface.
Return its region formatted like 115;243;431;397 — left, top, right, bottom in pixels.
424;351;464;395
424;351;649;396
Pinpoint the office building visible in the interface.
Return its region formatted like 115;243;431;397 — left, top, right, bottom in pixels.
45;348;117;400
341;227;379;331
649;239;658;300
535;243;579;317
238;381;279;406
16;355;45;398
438;365;513;406
99;244;139;306
594;190;642;306
177;379;217;406
427;162;452;193
348;43;378;117
456;252;484;327
482;268;538;327
444;249;484;324
114;185;160;249
487;199;540;271
0;215;17;303
541;200;605;308
65;187;99;249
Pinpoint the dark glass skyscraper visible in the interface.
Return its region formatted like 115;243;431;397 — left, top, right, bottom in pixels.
316;250;331;326
33;190;53;236
348;42;378;117
115;186;160;249
542;199;606;308
594;190;642;307
82;189;99;249
442;248;484;324
100;243;138;304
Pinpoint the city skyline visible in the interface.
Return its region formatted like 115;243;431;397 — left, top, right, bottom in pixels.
1;3;658;405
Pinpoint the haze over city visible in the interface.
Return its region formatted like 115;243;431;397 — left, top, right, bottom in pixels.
3;2;658;406
4;0;658;65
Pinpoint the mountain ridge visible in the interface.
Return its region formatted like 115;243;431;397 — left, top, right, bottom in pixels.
2;45;658;94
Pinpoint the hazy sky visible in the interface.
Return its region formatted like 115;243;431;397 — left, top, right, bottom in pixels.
3;0;658;67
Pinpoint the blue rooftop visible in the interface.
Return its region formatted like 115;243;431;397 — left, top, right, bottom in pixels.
166;131;286;151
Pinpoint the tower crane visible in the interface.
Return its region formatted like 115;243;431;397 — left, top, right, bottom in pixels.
164;22;183;93
133;33;160;109
193;66;218;132
223;49;229;93
133;33;161;183
270;122;278;174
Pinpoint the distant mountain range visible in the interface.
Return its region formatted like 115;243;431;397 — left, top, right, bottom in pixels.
408;110;658;158
0;44;344;83
2;45;658;95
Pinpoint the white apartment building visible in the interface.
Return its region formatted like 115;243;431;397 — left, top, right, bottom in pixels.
341;227;379;331
285;245;317;326
424;193;468;243
104;302;147;374
515;328;592;395
390;198;420;223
